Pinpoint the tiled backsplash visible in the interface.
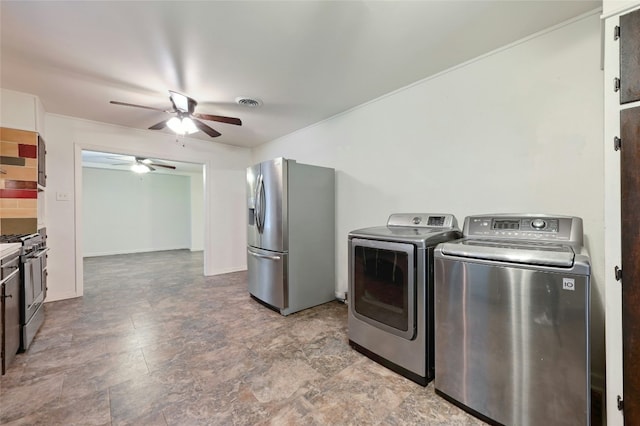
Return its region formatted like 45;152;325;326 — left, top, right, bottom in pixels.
0;127;39;234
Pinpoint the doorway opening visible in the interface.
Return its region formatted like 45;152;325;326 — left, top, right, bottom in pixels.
78;148;205;296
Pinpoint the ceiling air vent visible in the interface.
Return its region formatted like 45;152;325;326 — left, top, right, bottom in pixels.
235;97;262;108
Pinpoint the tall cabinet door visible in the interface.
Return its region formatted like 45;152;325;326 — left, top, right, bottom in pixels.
620;9;640;104
620;7;640;425
621;105;640;425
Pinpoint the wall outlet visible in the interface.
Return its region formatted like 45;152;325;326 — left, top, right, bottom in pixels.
56;192;70;201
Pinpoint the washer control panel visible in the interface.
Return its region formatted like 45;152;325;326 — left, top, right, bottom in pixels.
465;215;580;242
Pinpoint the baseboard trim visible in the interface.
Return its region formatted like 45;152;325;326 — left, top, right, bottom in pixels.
44;293;81;303
206;267;246;276
83;247;191;257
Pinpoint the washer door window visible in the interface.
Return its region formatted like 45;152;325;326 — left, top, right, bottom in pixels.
351;238;416;340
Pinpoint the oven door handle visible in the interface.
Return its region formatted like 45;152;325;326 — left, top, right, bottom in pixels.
32;247;49;258
24;247;49;261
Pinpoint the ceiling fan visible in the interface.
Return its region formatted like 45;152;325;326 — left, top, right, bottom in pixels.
110;91;242;138
111;156;176;173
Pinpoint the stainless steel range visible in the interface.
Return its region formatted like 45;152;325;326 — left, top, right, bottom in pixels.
0;231;48;351
348;213;461;385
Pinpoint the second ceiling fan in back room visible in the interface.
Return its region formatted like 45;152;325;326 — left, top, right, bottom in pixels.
110;156;177;174
110;90;242;137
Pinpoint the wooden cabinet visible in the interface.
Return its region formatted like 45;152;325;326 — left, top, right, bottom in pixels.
1;249;20;375
619;8;640;425
604;3;640;425
619;9;640;103
37;134;46;188
620;105;640;425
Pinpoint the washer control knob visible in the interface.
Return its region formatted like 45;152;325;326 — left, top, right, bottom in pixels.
532;219;546;229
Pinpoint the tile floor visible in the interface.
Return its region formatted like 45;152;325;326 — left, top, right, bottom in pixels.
0;250;485;425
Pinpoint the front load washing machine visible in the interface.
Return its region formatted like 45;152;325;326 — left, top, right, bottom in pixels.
434;214;591;425
348;213;461;385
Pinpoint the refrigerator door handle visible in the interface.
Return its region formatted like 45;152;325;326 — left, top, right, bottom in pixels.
247;249;281;261
257;174;266;233
255;173;264;233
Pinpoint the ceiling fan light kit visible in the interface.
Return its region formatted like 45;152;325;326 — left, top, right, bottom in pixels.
110;90;242;138
108;155;176;174
131;163;151;174
167;116;198;135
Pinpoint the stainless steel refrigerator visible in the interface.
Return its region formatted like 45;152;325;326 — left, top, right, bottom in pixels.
246;157;335;315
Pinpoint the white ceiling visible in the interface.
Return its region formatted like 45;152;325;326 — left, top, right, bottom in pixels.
1;1;600;149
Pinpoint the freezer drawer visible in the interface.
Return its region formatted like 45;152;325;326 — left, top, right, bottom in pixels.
247;247;288;310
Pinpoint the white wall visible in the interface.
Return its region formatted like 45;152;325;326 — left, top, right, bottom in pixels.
43;113;250;301
190;172;204;251
254;13;605;385
82;167;191;256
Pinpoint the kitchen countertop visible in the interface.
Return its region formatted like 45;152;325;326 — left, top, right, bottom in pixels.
1;243;21;259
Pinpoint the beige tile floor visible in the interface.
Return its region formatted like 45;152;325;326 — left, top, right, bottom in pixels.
0;250;485;425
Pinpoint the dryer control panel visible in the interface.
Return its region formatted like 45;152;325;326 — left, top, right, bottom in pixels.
464;214;583;244
387;213;458;229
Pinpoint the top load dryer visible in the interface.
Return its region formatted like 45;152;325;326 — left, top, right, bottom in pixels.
348;213;461;385
434;214;591;425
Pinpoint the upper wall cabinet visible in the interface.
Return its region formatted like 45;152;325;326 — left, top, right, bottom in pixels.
0;89;45;135
620;8;640;103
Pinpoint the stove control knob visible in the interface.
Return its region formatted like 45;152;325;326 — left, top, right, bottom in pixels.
412;217;422;225
532;219;546;229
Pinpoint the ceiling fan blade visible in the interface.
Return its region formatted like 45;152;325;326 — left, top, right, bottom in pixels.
105;156;136;164
148;120;167;130
110;101;171;113
133;156;176;169
193;119;222;138
149;163;176;170
193;113;242;126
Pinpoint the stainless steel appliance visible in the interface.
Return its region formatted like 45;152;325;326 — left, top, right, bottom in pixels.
434;214;590;425
0;231;48;351
37;134;46;188
348;213;461;385
247;158;335;315
1;247;20;374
